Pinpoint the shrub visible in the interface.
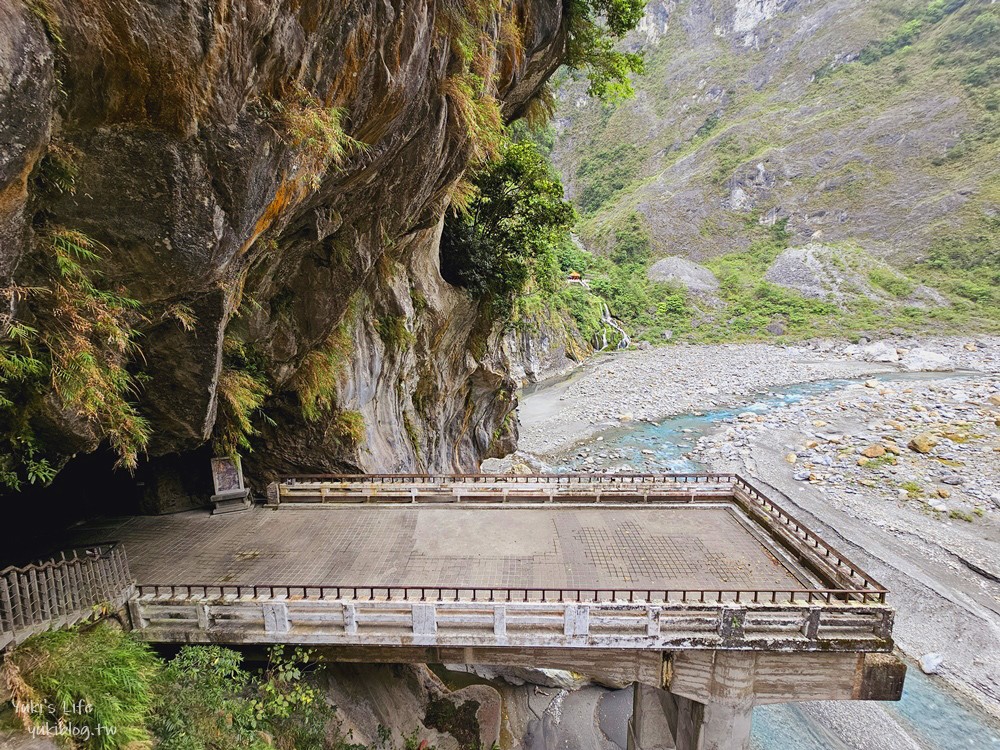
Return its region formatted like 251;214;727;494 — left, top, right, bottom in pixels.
868;268;916;297
576;144;641;214
275;84;364;189
151;645;256;750
608;213;652;266
4;624;160;750
151;645;330;750
564;0;646;99
441;74;505;166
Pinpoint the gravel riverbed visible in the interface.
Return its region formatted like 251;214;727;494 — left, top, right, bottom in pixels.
517;337;1000;458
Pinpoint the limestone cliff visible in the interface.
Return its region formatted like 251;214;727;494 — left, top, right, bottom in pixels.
503;305;593;385
0;0;570;507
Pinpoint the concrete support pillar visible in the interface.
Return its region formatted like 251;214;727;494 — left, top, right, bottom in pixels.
630;652;754;750
629;681;751;750
699;653;754;750
629;650;905;750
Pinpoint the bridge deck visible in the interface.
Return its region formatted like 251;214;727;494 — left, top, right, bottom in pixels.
77;504;804;593
68;475;894;652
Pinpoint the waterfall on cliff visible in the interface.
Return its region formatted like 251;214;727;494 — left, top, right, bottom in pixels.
601;303;631;350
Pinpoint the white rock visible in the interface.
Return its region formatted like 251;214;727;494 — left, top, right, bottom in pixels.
918;653;944;675
900;349;954;372
863;341;899;363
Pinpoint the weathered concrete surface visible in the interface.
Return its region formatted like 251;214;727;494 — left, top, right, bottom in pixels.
73;505;803;590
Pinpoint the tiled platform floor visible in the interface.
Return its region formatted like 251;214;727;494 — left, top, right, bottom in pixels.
74;505;805;591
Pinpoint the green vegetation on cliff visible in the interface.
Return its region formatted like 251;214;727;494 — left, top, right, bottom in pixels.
2;626;496;750
0;230;150;490
441;139;574;315
2;627;374;750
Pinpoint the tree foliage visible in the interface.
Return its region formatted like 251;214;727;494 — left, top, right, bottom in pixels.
440;140;575;315
565;0;647;98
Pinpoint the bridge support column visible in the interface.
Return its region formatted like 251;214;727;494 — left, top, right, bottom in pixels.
628;653;753;750
628;651;906;750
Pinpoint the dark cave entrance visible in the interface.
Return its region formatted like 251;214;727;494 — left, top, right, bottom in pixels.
0;445;215;567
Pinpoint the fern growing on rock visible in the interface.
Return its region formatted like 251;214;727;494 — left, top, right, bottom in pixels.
0;230;149;489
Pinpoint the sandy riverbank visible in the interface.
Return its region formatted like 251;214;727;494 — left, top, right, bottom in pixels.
517;337;1000;458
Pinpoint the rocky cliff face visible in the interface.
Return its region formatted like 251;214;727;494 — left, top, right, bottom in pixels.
503;306;593;385
0;0;570;506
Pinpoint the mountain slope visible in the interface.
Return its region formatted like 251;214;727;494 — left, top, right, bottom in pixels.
549;0;999;341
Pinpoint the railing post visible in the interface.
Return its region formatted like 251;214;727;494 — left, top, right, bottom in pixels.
804;607;821;640
719;607;745;643
411;603;437;645
262;601;290;635
493;605;507;639
564;604;590;637
0;573;15;640
10;571;24;629
28;568;42;625
343;603;358;635
59;562;75;614
646;606;661;637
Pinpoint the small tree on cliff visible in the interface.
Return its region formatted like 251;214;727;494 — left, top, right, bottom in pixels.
566;0;647;99
440;140;575;315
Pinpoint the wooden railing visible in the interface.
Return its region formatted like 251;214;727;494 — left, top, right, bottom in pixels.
0;544;134;651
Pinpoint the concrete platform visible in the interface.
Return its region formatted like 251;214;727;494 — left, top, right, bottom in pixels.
76;504;806;591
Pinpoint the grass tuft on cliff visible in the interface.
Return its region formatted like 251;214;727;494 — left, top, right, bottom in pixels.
0;229;149;490
214;335;273;457
3;624;160;750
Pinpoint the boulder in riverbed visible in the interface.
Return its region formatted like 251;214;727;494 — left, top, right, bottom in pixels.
863;341;899;363
900;348;954;372
919;653;944;675
908;433;938;454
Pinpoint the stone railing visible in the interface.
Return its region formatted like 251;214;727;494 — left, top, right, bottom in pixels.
130;584;894;653
0;544;133;651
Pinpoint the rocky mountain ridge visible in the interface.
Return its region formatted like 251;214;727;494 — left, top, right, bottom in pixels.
547;0;999;342
554;0;997;261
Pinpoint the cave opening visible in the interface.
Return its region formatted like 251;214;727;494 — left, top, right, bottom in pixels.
0;445;215;567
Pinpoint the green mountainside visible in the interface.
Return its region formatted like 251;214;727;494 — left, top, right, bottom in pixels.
542;0;999;343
